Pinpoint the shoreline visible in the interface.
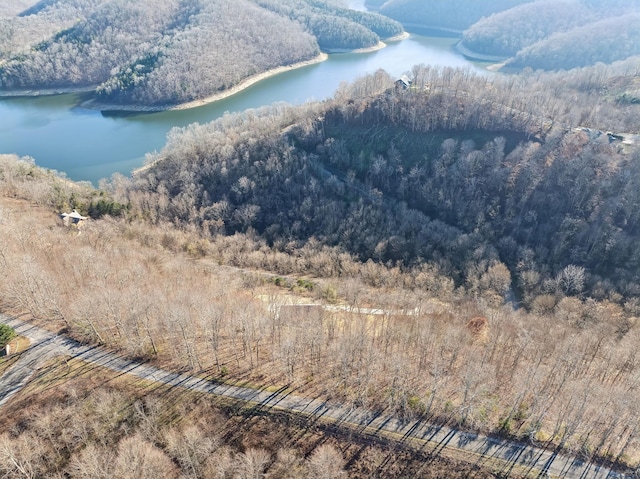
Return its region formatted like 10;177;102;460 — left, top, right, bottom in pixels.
0;55;330;110
486;61;507;72
386;31;410;43
325;42;386;54
400;23;463;37
324;32;409;54
81;53;330;113
0;85;97;98
454;41;508;64
1;32;411;112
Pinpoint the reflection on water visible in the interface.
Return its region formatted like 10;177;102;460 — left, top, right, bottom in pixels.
0;34;483;184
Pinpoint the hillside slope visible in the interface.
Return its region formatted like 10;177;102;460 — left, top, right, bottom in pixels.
373;0;640;70
1;65;640;470
2;73;640;468
459;0;597;58
460;0;640;69
504;13;640;70
0;0;402;106
376;0;533;32
122;61;640;306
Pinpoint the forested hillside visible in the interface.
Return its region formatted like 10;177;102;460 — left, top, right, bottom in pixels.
94;1;320;106
374;0;532;32
460;0;598;58
118;59;640;309
504;13;640;70
0;0;401;106
0;0;100;61
372;0;640;70
254;0;402;51
0;0;38;16
3;56;640;470
0;160;494;478
459;0;640;69
3;1;640;474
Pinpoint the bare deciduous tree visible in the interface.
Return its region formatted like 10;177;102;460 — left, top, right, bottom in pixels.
305;444;346;479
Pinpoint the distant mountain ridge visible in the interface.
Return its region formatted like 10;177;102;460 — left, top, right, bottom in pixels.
368;0;640;70
368;0;532;31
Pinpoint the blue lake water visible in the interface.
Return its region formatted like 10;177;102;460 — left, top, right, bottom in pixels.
0;34;483;184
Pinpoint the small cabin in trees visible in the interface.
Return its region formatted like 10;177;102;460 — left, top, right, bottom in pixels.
395;75;412;90
60;209;88;227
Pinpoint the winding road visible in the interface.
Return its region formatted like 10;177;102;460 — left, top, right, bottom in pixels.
0;314;634;479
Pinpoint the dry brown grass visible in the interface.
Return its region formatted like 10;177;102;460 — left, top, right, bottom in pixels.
5;336;30;354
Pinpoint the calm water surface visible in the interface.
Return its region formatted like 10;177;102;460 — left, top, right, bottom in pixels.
0;34;481;184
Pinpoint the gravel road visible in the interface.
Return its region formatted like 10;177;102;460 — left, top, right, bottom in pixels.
0;315;634;479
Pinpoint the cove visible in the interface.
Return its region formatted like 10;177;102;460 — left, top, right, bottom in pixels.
0;34;484;185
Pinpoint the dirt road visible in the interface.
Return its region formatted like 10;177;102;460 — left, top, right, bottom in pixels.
0;315;633;479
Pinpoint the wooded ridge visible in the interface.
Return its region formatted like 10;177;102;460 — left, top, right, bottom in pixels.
0;0;402;106
121;60;640;307
370;0;640;71
370;0;533;32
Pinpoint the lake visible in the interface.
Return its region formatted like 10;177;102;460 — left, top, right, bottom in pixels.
0;34;483;185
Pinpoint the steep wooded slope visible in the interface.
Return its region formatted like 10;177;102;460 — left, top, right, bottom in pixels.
376;0;533;32
4;150;640;471
373;0;640;70
254;0;402;50
0;0;401;106
460;0;640;69
0;0;101;61
120;61;640;306
460;0;597;58
95;1;319;106
504;13;640;70
0;0;40;17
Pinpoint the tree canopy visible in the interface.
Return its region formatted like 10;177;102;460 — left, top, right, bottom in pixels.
0;0;402;106
114;59;640;307
373;0;640;70
376;0;532;32
0;324;16;350
504;13;640;70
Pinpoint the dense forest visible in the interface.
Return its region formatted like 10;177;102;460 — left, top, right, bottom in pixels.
367;0;640;70
0;363;504;479
503;13;640;70
462;1;640;70
116;59;640;308
1;55;640;474
0;0;100;62
0;169;511;479
370;0;533;32
254;0;402;51
2;59;640;470
0;0;401;106
460;0;599;58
